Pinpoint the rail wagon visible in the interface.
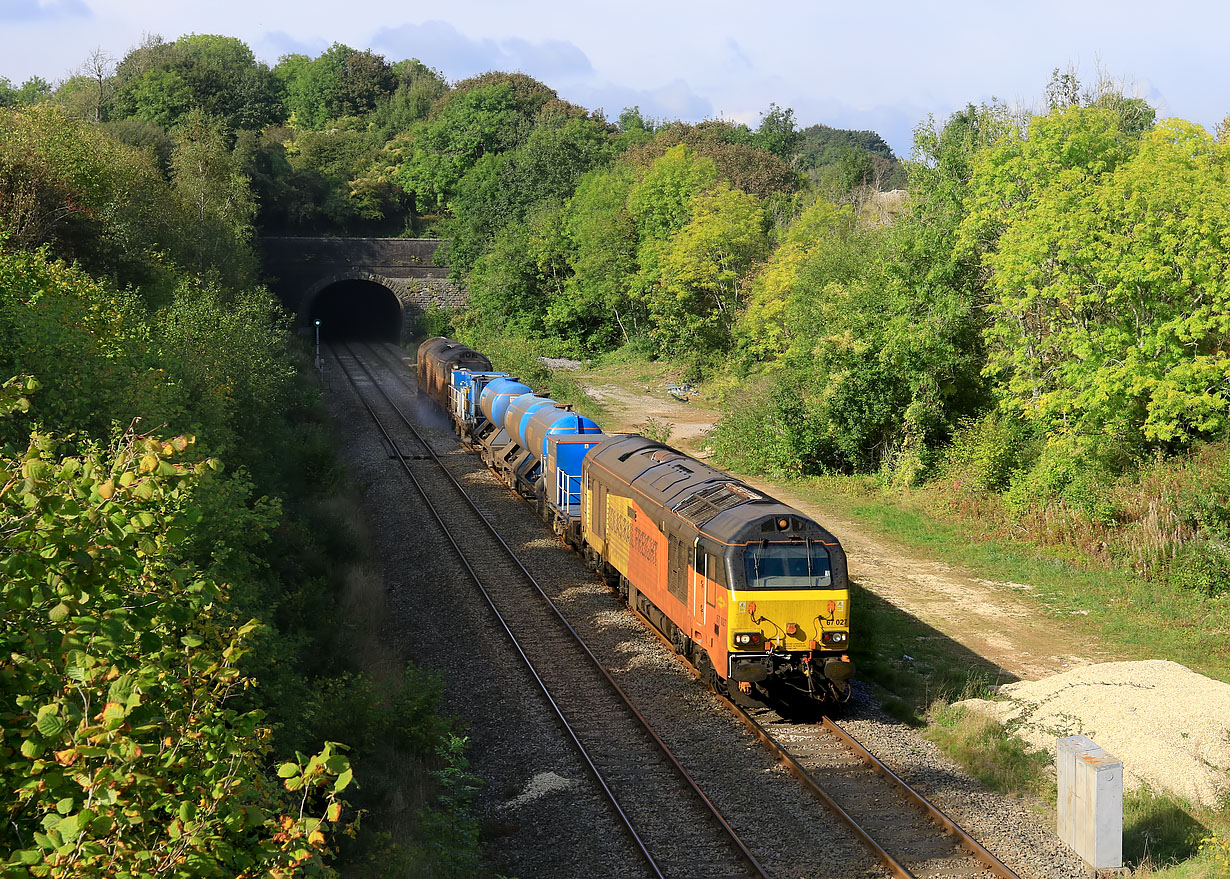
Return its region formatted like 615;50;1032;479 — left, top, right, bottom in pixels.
582;434;853;701
416;337;491;410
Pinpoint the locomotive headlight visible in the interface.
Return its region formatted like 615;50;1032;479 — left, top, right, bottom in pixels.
733;632;763;649
821;631;849;645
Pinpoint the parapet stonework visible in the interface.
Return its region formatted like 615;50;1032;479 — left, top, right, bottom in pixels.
258;236;468;335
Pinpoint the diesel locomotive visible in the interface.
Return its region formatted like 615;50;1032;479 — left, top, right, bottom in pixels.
416;337;854;703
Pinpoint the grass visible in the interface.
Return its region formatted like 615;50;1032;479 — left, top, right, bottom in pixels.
794;475;1230;686
924;701;1051;796
923;703;1229;876
844;581;1015;723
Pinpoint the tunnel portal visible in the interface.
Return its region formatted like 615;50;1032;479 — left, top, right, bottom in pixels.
307;278;405;342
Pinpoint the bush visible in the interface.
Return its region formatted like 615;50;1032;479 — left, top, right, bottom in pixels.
707;377;828;478
0;426;350;876
941;409;1041;494
1003;436;1123;525
1171;541;1230;597
412;304;455;341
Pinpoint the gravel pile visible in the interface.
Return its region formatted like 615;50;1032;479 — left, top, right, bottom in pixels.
958;659;1230;806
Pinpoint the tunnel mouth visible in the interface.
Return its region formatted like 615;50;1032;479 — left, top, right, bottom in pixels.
307;278;403;342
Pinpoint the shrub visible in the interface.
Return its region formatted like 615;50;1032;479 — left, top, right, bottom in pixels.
707;377;828;478
1170;541;1230;598
413;304;455;341
941;409;1041;494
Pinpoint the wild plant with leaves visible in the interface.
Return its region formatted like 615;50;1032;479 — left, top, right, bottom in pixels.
0;392;351;877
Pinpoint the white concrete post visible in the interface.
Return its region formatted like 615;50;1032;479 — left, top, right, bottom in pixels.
1057;734;1123;871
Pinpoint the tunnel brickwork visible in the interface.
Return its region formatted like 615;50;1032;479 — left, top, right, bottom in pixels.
259;237;468;341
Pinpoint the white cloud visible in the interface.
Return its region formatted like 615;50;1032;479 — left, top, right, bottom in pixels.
371;20;593;83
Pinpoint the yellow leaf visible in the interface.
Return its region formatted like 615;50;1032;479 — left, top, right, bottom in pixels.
139;454;159;473
308;830;325;847
97;480;115;500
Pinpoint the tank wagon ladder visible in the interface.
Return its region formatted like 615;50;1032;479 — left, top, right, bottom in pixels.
332;341;770;879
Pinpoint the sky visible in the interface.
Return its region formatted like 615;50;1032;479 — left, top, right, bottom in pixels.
1;0;1226;156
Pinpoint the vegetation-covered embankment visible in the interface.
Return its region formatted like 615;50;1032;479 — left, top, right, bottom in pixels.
0;102;478;877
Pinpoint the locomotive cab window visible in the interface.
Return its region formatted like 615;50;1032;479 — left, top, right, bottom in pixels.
743;543;832;589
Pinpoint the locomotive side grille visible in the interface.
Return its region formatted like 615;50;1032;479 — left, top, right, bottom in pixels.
673;482;762;527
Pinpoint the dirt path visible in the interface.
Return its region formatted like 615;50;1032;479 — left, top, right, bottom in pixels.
578;369;1106;683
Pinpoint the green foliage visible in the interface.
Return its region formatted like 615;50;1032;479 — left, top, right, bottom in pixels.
735;196;860;362
154;281;296;467
275;44;396;130
971;112;1230;451
925;704;1052;795
171;110;258;279
111;34;285;131
412;305;455;341
719;189;986;478
465;200;570;340
1170;541;1230;598
625;121;796;198
446;114;615;272
395;77;557;211
940;409;1041;494
754;103;800;161
706;378;826;478
555;163;641;350
0;104;203;300
243;123;387;234
0;428;349;877
650;183;767;359
0;246;170;447
796;122;906;192
0;76;52;108
627;142;717;248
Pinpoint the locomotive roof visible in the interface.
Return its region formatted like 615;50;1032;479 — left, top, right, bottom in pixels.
586;434;841;547
418;337;491;368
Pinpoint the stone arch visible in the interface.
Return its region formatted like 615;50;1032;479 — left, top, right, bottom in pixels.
299;271;414;343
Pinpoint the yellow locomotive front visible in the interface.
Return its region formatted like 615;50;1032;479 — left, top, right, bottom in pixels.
582;434;854;705
723;524;854;702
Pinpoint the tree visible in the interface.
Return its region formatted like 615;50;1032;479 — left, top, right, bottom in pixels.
73;47;117;121
112;35;284;132
393;79;547;211
736;197;860;362
170;110;256;277
447;114;615;271
651;183;768;359
559;164;641;348
625;121;797;197
0;104;192;301
276;44;395;129
755;103;799;161
0;76;51;108
977;115;1230;450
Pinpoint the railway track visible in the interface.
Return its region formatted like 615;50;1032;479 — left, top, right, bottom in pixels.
328;341;767;879
728;700;1018;879
337;340;1028;879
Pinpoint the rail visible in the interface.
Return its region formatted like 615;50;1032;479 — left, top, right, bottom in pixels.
330;341;769;879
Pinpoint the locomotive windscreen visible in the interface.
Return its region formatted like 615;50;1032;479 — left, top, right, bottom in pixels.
744;543;832;589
